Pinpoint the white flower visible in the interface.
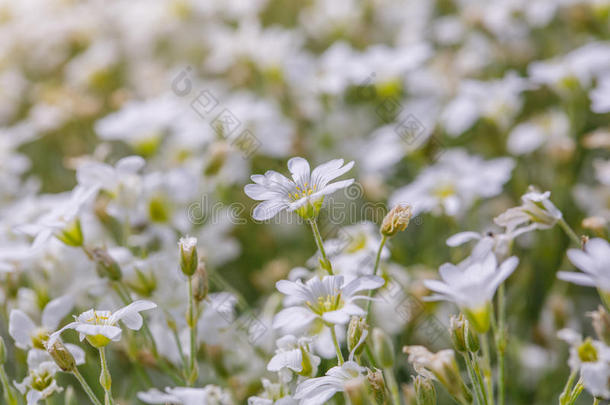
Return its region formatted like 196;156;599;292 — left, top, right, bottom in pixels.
390;149;514;217
244;157;354;220
9;295;74;350
507;110;572;156
248;379;297;405
273;275;384;331
591;73;610;114
558;238;610;303
14;350;65;405
267;335;321;381
494;188;562;237
17;185;97;249
558;329;610;399
447;230;513;262
137;385;234;405
293;361;365;405
49;300;157;348
424;253;519;332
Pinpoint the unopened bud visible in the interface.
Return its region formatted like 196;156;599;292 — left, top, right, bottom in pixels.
345;376;368;405
0;336;6;365
414;375;436;405
450;314;479;353
381;204;412;237
367;369;387;404
348;317;368;357
372;327;394;368
56;219;84;247
91;247;122;281
192;262;209;302
179;236;198;277
47;340;76;372
589;306;610;345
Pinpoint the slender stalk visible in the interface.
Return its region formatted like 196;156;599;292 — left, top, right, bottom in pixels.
0;365;18;405
172;327;188;373
593;398;600;405
329;325;344;365
384;367;401;405
72;369;103;405
496;284;506;405
309;220;333;275
470;352;490;405
98;348;113;405
480;333;494;405
365;234;388;317
463;353;487;405
558;218;581;247
187;275;198;385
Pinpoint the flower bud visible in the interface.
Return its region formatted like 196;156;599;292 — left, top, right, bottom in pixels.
589;306;610;345
348;317;368;358
192;262;209;302
367;369;387;404
179;236;198;277
450;314;479;353
47;340;76;372
91;247;122;281
414;375;436;405
381;204;413;237
372;327;394;368
345;376;368;405
0;336;6;365
56;219;84;247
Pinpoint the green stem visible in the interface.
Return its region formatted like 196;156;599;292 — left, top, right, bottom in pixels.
72;369;103;405
187;275;198;385
559;369;578;405
98;348;113;405
364;344;378;369
0;366;18;405
329;325;344;365
463;353;487;405
309;220;333;275
480;333;494;405
496;284;506;405
593;398;600;405
567;379;584;405
558;218;581;247
172;326;188;374
365;234;388;318
470;352;490;405
384;367;401;405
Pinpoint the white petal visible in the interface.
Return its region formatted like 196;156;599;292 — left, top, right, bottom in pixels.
42;295;74;330
65;344;86;365
252;199;289;221
110;300;157;330
287;157;311;186
567;248;597;276
267;349;303;372
116;156;145;173
322;310;350;324
273;307;316;331
341;276;384;297
9;310;36;349
557;271;597;287
446;232;481;247
74;324;122;341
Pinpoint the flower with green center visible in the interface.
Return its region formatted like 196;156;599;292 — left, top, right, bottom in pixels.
244;157;354;221
424;253;519;333
273;275;384;332
48;300;157;348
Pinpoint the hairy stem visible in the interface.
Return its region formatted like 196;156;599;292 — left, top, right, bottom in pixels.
558;218;581;247
329;325;344;365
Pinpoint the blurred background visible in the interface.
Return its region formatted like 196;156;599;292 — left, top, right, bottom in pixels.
0;0;609;403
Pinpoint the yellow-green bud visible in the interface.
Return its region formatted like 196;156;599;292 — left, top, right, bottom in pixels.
450;314;479;353
348;317;368;357
590;306;610;345
381;204;412;237
192;262;209;302
0;336;6;365
372;327;394;368
47;340;76;372
56;219;84;247
367;369;387;404
414;375;436;405
91;247;122;281
179;236;198;276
